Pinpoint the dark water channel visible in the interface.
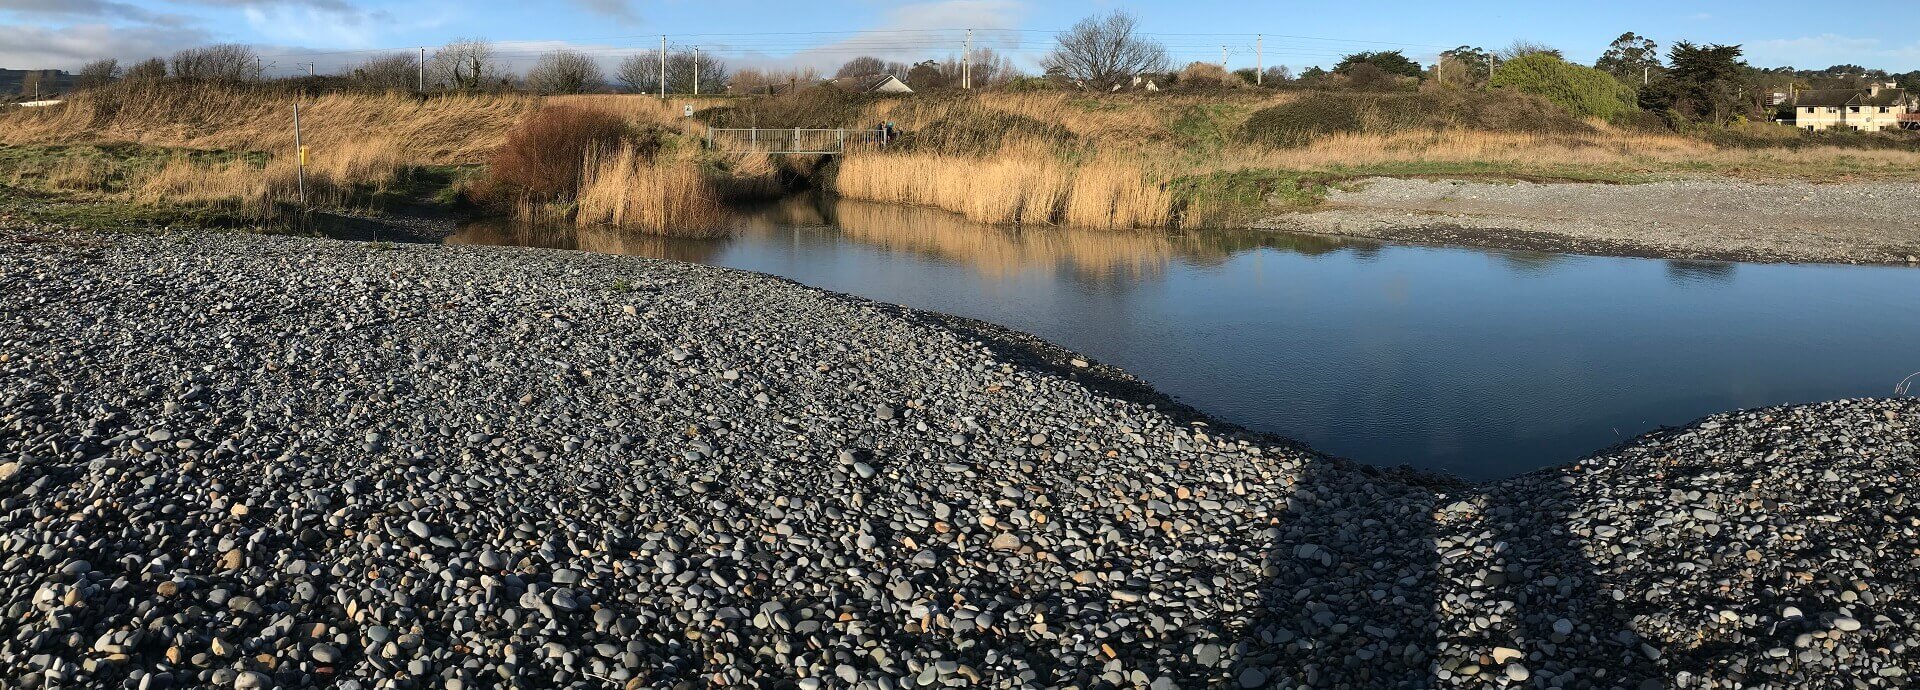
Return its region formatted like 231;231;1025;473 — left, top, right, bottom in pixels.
449;197;1920;480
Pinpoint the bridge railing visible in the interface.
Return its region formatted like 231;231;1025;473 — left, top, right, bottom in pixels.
705;127;889;154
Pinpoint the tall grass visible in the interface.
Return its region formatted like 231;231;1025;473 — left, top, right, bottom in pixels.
574;143;728;237
0;81;533;165
131;138;406;219
835;148;1175;229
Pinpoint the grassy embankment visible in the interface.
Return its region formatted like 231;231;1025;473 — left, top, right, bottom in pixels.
808;89;1920;229
5;83;1920;234
0;83;758;234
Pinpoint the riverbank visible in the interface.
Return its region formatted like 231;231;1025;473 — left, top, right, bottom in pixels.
1263;177;1920;266
3;226;1917;688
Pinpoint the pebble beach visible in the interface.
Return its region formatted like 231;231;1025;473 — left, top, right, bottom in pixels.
2;228;1917;689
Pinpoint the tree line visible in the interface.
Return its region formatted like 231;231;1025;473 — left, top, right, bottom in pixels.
37;12;1920;123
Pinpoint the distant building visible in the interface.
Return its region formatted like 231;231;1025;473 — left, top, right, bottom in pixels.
823;74;914;94
1781;83;1917;132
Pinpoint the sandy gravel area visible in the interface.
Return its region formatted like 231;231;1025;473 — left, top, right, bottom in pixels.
1260;178;1920;265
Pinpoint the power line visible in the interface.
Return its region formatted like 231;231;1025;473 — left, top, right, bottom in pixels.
254;28;1450;62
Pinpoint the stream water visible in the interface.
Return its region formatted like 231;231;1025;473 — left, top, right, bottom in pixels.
449;197;1920;480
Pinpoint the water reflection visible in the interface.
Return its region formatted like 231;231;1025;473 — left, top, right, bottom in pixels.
1665;259;1737;285
448;220;731;264
447;196;1920;479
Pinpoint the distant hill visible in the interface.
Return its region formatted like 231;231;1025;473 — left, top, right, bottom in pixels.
0;69;76;100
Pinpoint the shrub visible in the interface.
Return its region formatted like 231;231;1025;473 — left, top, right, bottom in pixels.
699;88;876;129
486;106;629;202
882;100;1076;154
1489;54;1637;119
1176;62;1244;90
1606;109;1672;133
1243;89;1592;146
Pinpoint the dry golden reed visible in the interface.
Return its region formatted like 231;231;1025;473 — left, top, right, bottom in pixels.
835;151;1174;229
130;137;408;218
574;143;728;237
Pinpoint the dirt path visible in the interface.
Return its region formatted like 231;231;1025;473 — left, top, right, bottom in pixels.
1259;177;1920;265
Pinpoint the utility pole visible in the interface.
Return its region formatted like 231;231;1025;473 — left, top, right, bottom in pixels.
963;29;972;89
659;35;667;99
1643;66;1649;85
1221;45;1229;70
1256;34;1263;86
693;47;700;96
419;47;427;91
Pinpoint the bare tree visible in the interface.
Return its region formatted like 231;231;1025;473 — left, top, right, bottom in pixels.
1041;10;1168;90
527;50;605;94
170;44;260;82
430;38;501;91
666;50;726;94
617;50;727;94
125;58;168;82
20;71;45;98
836;56;887;78
352;53;419;90
77;59;120;90
616;52;659;93
728;66;820;94
920;47;1018;87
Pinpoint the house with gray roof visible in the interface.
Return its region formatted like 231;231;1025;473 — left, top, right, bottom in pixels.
1781;83;1917;132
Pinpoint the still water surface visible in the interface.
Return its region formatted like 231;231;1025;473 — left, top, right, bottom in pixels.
450;198;1920;480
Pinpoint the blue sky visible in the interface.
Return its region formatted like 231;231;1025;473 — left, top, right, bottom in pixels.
3;0;1916;75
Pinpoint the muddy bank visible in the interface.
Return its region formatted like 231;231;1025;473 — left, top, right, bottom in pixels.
1260;177;1920;266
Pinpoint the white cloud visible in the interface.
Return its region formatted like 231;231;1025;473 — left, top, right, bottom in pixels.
720;0;1029;73
241;4;378;48
0;23;213;69
1746;33;1920;70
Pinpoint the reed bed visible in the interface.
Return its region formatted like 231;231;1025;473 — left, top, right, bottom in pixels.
130;137;407;219
835;147;1173;229
574;143;729;237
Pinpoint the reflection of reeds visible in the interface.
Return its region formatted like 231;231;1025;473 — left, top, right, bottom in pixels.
821;197;1176;280
447;219;728;263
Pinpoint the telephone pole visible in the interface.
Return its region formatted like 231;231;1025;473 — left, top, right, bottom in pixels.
1221;45;1229;70
693;47;700;96
1643;66;1649;85
418;47;426;91
1256;34;1263;85
963;28;972;89
659;35;667;99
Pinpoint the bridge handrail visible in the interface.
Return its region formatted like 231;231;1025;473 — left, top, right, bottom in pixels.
704;127;889;154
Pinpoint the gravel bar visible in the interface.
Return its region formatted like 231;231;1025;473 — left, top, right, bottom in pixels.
2;228;1917;689
1261;178;1920;266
